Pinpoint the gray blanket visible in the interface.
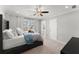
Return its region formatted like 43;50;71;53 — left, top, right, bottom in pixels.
23;32;43;44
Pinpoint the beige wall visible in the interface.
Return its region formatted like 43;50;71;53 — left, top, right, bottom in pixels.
57;10;79;44
42;9;79;44
3;12;41;33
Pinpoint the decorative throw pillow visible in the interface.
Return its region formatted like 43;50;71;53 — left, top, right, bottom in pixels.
5;29;15;39
16;28;24;36
3;30;11;39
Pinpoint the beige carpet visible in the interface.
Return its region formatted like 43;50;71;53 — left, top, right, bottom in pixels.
22;39;65;54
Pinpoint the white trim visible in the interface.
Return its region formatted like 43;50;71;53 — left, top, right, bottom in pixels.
44;8;79;20
51;39;65;45
53;8;79;17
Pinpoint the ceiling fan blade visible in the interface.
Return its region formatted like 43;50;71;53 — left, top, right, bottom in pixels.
40;13;43;16
41;11;49;13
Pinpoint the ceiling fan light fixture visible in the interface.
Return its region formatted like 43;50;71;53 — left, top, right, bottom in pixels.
33;5;49;16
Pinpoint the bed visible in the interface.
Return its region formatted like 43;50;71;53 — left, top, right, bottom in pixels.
2;29;43;54
3;33;43;50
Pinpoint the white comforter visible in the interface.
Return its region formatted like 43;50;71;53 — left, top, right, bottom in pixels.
3;33;43;50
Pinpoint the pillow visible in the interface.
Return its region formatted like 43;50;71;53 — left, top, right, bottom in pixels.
5;29;15;39
3;30;11;39
16;28;24;36
13;31;18;37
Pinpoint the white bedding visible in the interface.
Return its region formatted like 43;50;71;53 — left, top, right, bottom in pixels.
3;33;43;50
3;35;26;50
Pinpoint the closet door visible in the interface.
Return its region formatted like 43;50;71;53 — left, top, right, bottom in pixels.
48;19;57;40
41;20;46;39
0;15;3;53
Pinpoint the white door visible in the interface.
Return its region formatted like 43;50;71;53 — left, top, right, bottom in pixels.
48;19;57;40
41;20;46;39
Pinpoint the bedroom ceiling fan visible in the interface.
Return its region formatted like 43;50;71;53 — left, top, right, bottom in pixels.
33;5;49;16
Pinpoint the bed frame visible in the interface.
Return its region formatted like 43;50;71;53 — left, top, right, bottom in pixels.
0;14;43;54
3;41;43;54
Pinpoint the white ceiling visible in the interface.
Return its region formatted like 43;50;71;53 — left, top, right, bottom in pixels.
0;5;79;19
